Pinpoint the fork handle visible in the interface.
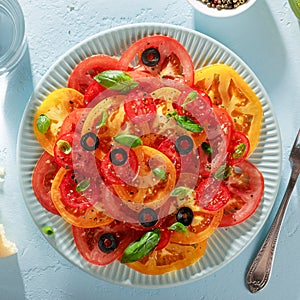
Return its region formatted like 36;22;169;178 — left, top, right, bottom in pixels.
246;170;299;293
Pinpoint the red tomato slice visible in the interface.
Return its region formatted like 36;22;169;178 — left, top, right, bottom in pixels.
219;160;264;227
59;108;90;136
68;55;120;94
59;171;99;210
195;178;230;211
124;90;156;123
32;151;60;215
118;35;194;86
72;221;140;266
83;70;154;105
99;146;139;185
157;137;200;179
51;168;113;228
155;227;171;250
53;132;74;170
227;130;250;166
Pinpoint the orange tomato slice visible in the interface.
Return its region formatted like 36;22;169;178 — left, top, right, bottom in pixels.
123;239;207;275
33;88;85;155
194;64;263;154
51;168;113;228
112;145;177;211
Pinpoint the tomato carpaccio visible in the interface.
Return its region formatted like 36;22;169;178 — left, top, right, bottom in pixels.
32;34;264;275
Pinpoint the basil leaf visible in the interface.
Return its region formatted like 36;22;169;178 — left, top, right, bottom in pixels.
76;179;90;192
174;115;203;133
114;134;142;148
56;140;72;154
95;110;108;129
201;142;213;155
36;114;50;134
168;222;188;235
232;143;246;159
170;186;193;197
152;167;167;181
94;70;138;94
214;165;232;180
182;91;198;108
121;229;160;263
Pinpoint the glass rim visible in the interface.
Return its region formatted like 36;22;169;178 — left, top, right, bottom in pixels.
0;0;26;75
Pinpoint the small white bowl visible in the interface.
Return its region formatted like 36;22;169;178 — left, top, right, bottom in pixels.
187;0;257;17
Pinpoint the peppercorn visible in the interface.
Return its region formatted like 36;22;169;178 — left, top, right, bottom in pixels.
200;0;248;10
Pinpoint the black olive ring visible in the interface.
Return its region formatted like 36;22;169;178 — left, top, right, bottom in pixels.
109;148;128;166
176;206;194;226
141;47;160;67
80;132;100;151
175;135;194;155
98;233;118;253
138;208;158;228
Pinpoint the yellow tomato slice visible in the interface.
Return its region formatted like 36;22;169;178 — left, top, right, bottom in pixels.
124;239;207;275
112;145;177;211
167;172;223;244
51;168;113;228
81;95;127;159
33;88;85;155
194;64;263;154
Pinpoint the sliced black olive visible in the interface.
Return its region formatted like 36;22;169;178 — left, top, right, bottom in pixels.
98;233;118;253
138;208;158;227
141;48;160;67
109;148;128;166
176;207;193;226
175;135;194;155
80;132;99;151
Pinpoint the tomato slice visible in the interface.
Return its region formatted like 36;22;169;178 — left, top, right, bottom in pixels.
59;108;90;136
32;151;60;215
72;221;140;266
112;146;177;212
227;130;250;166
33;88;85;156
98;146;139;185
68;55;120;95
53;132;74;170
124;89;157;123
51;168;113;228
123;239;207;275
195;178;230;211
194;64;263;154
167;173;223;244
219;160;264;227
59;171;100;210
118;35;194;86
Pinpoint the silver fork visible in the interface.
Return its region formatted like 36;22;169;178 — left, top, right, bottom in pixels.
246;129;300;293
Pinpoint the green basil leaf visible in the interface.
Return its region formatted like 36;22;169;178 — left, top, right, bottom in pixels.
42;225;54;236
168;222;188;235
56;140;72;154
121;229;160;263
174;115;203;133
232;143;246;159
214;165;232;180
76;179;90;192
152;167;167;181
170;186;193;197
94;70;138;94
95;110;108;129
201;142;213;155
36;114;50;134
114;134;142;148
182;91;198;108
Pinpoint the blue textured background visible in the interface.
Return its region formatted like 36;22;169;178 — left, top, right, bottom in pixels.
1;1;300;299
